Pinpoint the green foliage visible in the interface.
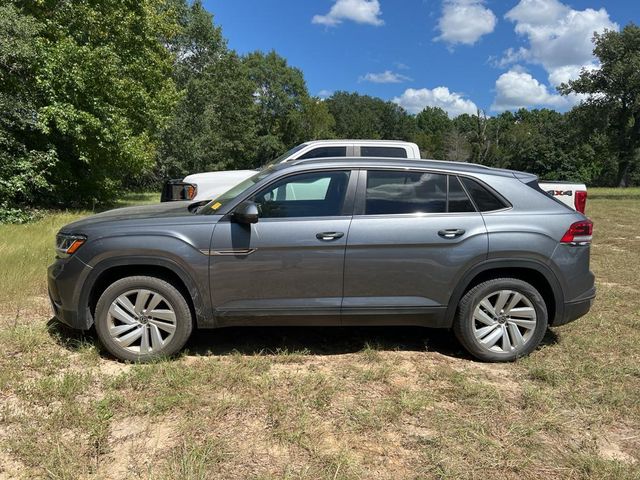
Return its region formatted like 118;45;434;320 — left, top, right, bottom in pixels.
2;0;179;217
292;97;336;142
158;1;257;176
325;91;415;141
1;1;639;223
0;4;56;213
560;23;640;186
243;50;311;164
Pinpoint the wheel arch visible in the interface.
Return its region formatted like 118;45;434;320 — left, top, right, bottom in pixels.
78;257;209;330
446;259;564;327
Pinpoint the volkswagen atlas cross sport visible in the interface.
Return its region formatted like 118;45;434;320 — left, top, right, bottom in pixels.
48;158;595;362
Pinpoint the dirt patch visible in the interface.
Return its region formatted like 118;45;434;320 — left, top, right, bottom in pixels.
104;416;179;478
98;360;132;377
596;425;640;464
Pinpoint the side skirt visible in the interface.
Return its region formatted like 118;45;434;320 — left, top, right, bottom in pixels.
210;306;449;328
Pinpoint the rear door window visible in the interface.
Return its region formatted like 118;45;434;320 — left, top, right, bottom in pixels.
448;176;475;212
361;146;407;158
365;171;447;214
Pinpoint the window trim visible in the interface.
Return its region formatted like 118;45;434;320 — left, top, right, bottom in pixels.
356;168;448;217
354;168;511;217
447;175;476;214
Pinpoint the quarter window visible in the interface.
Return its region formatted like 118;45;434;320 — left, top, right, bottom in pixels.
297;146;347;160
459;177;507;212
361;146;407;158
253;171;350;218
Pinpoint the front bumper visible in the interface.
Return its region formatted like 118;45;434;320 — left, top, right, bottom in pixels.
554;286;596;327
47;256;93;330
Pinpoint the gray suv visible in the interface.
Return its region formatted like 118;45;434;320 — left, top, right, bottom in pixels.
48;158;595;362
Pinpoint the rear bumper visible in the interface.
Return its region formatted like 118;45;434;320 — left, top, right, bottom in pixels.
554;286;596;327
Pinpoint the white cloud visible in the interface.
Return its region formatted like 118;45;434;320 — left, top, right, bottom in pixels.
435;0;497;46
317;89;333;99
491;46;529;68
503;0;618;86
491;69;569;111
312;0;383;27
359;70;412;83
393;87;478;117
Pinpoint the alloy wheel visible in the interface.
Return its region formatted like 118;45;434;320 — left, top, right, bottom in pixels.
472;289;538;354
106;289;177;354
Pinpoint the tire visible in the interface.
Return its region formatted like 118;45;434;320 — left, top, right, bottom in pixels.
94;276;193;362
453;278;548;362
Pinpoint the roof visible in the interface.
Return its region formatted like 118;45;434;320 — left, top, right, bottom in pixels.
282;156;531;179
301;139;417;146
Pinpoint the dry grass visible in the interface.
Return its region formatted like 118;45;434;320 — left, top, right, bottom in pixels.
0;190;639;479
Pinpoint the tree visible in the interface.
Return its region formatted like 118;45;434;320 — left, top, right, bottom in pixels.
243;51;310;164
496;109;576;180
325;91;414;141
0;4;56;220
159;1;257;176
444;129;471;161
8;0;180;206
416;107;451;135
560;24;640;186
413;107;451;159
288;97;336;142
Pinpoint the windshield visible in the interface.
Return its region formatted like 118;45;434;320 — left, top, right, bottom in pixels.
263;143;307;169
200;167;274;214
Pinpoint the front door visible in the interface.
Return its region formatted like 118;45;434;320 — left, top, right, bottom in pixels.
210;169;355;325
343;169;488;326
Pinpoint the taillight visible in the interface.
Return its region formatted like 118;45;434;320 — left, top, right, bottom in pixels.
560;220;593;245
574;190;587;213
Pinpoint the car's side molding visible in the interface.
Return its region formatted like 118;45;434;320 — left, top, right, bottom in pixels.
445;258;565;327
77;256;210;330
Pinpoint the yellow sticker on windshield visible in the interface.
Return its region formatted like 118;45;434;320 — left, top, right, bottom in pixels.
211;202;222;210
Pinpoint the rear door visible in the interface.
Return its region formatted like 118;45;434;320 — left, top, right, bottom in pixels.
342;169;488;325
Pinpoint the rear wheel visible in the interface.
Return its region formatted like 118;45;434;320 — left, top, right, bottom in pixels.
95;276;193;362
453;278;548;362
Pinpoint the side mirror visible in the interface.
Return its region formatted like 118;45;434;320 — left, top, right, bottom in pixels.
233;201;259;224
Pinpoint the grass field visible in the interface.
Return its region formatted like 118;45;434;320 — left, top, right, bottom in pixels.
0;190;639;479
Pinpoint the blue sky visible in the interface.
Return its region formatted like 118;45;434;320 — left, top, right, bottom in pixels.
203;0;638;117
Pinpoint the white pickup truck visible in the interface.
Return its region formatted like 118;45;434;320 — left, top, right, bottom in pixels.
538;181;588;213
161;139;587;213
161;140;420;202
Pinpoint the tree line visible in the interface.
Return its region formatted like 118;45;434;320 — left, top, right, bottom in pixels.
1;1;639;221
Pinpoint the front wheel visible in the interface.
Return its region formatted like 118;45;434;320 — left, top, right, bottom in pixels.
94;276;193;362
453;278;548;362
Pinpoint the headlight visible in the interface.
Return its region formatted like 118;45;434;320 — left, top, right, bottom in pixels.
56;233;86;258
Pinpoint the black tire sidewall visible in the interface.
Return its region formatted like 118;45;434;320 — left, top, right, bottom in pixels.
453;278;548;362
94;276;193;362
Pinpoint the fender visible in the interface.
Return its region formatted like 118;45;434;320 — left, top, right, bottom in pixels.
445;258;565;327
76;255;211;329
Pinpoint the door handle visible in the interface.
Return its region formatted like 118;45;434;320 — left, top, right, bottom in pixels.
316;232;344;241
438;228;465;239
